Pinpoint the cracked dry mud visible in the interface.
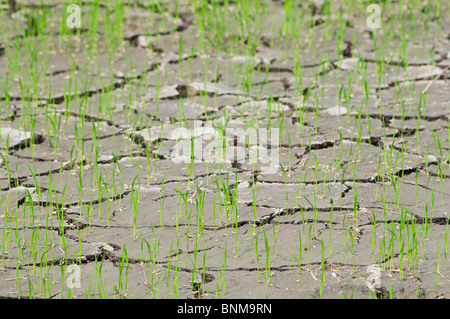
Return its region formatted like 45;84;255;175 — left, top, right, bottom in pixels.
0;0;450;299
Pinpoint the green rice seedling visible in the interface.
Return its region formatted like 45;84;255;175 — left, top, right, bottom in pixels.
112;160;124;206
231;177;239;256
0;0;446;300
99;177;111;228
143;236;159;297
130;174;140;239
0;153;11;188
280;163;289;204
319;238;325;299
29;227;40;275
116;245;130;299
173;252;180;299
215;240;227;298
94;255;107;298
352;182;359;228
166;243;176;298
435;235;441;290
178;187;192;253
194;187;206;247
306;222;314;266
444;218;450;274
27;277;35;299
304;195;318;242
251;221;261;282
291;223;303;284
348;228;356;273
158;175;167;228
327;201;334;267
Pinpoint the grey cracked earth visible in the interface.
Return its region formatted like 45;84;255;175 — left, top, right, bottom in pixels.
0;0;450;299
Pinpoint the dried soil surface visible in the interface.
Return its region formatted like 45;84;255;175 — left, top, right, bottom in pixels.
0;0;450;299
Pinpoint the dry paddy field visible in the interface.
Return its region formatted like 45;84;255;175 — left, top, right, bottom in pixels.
0;0;450;299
